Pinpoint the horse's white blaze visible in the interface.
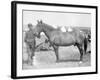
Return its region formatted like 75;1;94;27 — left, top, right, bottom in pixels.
68;27;73;32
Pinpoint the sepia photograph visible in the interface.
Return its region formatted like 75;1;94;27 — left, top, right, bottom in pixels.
11;1;97;79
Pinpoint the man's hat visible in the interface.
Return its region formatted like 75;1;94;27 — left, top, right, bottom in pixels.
28;23;32;28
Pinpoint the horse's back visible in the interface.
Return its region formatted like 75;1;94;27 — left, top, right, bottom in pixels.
49;30;76;46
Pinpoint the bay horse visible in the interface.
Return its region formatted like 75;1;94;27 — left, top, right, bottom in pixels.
34;20;88;63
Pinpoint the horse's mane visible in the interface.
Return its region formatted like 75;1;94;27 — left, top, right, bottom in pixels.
41;22;56;31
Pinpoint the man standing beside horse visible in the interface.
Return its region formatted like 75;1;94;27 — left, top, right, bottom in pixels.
24;23;36;65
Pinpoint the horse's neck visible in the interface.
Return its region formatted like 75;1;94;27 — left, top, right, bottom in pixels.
42;25;53;40
43;29;51;40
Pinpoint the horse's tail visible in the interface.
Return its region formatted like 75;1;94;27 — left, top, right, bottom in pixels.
84;35;88;54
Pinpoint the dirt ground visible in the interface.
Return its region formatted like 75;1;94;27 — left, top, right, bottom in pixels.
23;45;91;70
22;26;91;70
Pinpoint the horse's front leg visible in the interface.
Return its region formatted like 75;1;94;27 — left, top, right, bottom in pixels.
53;45;59;62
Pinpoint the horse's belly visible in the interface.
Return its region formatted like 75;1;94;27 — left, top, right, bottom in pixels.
54;37;75;46
61;40;75;46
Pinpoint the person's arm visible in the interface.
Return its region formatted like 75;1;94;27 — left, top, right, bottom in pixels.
24;32;28;42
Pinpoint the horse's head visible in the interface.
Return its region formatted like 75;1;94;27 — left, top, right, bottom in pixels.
33;20;44;38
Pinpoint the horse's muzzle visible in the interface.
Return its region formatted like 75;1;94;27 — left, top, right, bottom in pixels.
37;35;40;38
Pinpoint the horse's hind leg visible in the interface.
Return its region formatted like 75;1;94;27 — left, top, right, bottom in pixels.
77;44;83;62
80;47;83;62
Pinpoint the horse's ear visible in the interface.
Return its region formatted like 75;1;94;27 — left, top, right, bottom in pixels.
37;20;41;24
37;20;43;24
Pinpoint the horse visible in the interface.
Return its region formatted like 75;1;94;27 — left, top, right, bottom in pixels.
33;20;88;63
